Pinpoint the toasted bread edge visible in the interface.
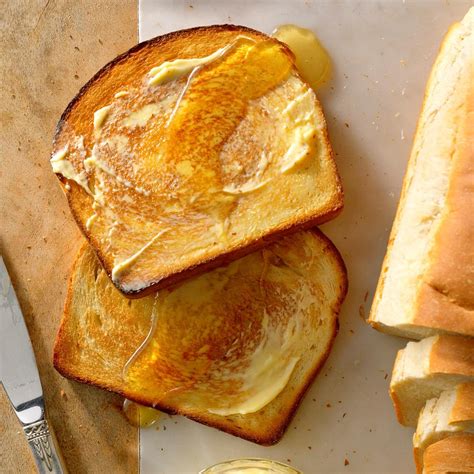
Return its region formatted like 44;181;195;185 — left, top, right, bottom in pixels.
53;228;347;445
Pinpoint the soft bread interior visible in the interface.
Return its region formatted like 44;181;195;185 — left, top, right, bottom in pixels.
369;8;473;338
51;26;342;295
414;383;474;472
53;229;347;445
391;336;474;426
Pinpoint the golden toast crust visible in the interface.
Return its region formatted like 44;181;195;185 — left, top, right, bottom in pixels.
53;229;347;445
52;25;343;297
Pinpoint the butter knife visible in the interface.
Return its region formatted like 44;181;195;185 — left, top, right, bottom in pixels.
0;256;66;473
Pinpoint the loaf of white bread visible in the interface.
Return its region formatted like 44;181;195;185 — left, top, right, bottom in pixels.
422;434;474;474
391;335;474;427
413;382;474;472
369;7;474;339
370;8;474;473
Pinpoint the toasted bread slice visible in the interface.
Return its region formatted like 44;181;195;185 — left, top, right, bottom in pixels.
422;434;474;474
414;382;474;472
50;25;343;296
369;8;474;338
53;229;347;445
390;335;474;427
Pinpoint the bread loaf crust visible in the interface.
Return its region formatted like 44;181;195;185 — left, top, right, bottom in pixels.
423;434;474;474
369;9;474;338
430;335;474;376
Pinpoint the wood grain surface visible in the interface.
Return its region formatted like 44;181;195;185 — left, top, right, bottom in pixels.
0;1;138;472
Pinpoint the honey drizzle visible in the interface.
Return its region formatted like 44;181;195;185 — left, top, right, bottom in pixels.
121;293;159;381
118;32;323;416
272;24;332;90
122;399;161;428
165;36;256;128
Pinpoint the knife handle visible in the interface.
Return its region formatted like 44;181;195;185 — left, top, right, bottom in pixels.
23;419;67;474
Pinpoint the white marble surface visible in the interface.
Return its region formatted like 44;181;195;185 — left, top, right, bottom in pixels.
138;1;470;472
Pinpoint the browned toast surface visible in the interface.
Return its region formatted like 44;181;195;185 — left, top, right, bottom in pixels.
54;229;347;445
51;25;343;295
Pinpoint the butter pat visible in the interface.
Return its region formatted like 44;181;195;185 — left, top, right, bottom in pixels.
176;160;194;177
122;103;162;128
114;90;128;98
111;228;169;283
85;213;97;230
94;105;112;131
148;36;253;86
50;145;91;193
208;310;301;416
223;82;317;195
148;47;229;86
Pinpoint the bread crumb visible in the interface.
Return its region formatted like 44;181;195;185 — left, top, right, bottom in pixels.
395;112;400;117
400;59;406;66
384;373;388;380
343;412;347;418
326;403;332;408
401;87;406;96
344;459;350;466
60;389;68;401
364;291;369;302
401;129;405;140
358;304;365;320
345;123;349;128
308;446;312;450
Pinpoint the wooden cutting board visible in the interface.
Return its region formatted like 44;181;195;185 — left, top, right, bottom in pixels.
0;1;138;472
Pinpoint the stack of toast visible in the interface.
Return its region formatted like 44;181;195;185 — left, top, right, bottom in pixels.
369;8;474;472
50;25;347;444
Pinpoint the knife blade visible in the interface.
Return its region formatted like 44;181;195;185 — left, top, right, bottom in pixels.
0;256;44;425
0;256;66;473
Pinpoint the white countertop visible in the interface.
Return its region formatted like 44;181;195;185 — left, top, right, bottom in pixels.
138;1;471;472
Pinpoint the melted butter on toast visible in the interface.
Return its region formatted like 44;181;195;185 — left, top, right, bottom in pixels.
121;232;320;415
51;33;325;292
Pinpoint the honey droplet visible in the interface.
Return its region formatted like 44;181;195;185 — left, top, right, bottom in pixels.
122;399;161;428
272;24;331;90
